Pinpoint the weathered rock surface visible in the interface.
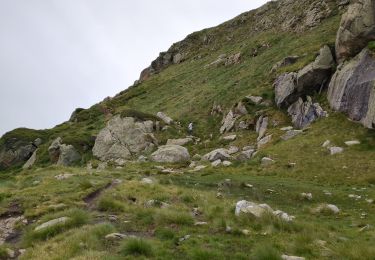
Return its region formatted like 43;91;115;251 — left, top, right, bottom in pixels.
328;48;375;128
257;135;272;148
0;137;40;170
235;200;294;221
261;157;275;166
256;116;269;141
271;55;300;72
274;45;334;108
166;138;193;146
220;110;236;134
34;217;70;231
282;255;306;260
236;149;256;161
150;145;190;163
203;148;231;162
48;138;81;166
22;149;38;169
0;216;25;245
93;116;157;161
288;96;328;129
156;112;174;125
335;0;375;61
281;130;303;141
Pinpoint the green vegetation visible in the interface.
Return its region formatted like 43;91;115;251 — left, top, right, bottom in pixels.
120;239;154;257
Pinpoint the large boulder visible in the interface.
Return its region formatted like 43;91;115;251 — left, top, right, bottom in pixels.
93;116;157;161
202;148;231;162
328;48;375;128
288;96;328;129
48;137;81;166
156;112;174;125
150;145;190;163
22;149;38;169
336;0;375;61
0;137;40;170
274;45;334;108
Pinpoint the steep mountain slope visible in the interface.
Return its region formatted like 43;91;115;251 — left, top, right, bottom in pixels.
0;0;374;259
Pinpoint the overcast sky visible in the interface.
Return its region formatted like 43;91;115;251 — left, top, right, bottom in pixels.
0;0;268;137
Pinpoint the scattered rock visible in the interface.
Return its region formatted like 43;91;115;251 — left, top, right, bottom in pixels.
203;148;231;162
257;135;272;148
220;110;236;134
288;96;328;129
225;52;242;66
166;138;193;146
242;229;251;236
194;222;208;226
34;217;70;231
150;145;190;163
315;204;340;214
227;146;239;154
348;194;362;200
281;130;303;141
301;193;313;201
178;234;191;243
57;144;81;166
335;0;375;61
256;116;269;141
105;233;136;241
281;255;306;260
322;140;331;148
329;147;344;155
221;135;237;141
211;160;222;167
236;149;256;161
141;178;154;185
222;161;232;167
235;200;273;218
273;210;295;222
137;155;148;162
55;173;74;180
261;157;275;166
345;140;361;146
245;95;263;105
156;112;174;125
145;200;170;208
0;216;26;245
280;126;293;131
328;48;375;129
274;72;298;108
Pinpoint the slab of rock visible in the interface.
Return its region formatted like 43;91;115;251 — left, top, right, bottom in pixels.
288;97;328;129
328;48;375;129
203;148;231;162
235;200;273;217
273;210;295;222
322;140;331;148
105;233;136;241
55;173;74;180
222;161;232;167
329;147;344;155
0;216;25;245
335;0;375;61
271;55;300;72
236;149;256;161
301;193;313;200
315;204;340;214
23;149;38;169
156;112;174;125
211;160;222;167
246;95;263;105
257;135;272;148
274;72;298;108
150;145;190;163
281;130;303;141
256;116;268;141
93;116;157;161
34;217;70;231
141;178;154;185
220;110;236;134
281;255;306;260
280;126;293;131
227;146;239;155
221;135;237;141
166;138;193;146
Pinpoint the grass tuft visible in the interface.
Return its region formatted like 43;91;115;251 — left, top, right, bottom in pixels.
120;239;154;257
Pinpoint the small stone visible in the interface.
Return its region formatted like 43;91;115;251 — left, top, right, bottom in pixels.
257;135;272;148
288;162;296;168
280;126;293;131
242;229;250;235
329;147;344;155
261;157;275;166
194;222;208;226
55;173;74;180
34;217;70;231
245;184;254;188
300;193;313;200
345;140;361;146
246;95;263;105
242;146;254;151
179;235;191;242
281;130;303;141
322;140;331;148
227;146;239;155
348;194;361;200
366;199;374;204
105;233;136;240
281;255;305;260
216;192;223;199
222;161;232;167
141;178;154;185
212;160;222;167
221;135;237;141
225;226;232;233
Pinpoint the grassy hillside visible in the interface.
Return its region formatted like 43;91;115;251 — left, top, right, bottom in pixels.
0;0;374;259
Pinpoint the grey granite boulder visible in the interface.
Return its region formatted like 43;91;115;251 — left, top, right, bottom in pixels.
328;48;375;128
150;145;190;163
288;97;328;129
336;0;375;61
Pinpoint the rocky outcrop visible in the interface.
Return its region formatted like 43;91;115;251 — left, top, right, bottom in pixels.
22;149;38;169
335;0;375;61
0;137;41;170
220;110;236;134
271;55;300;72
48;138;81;166
274;45;334;108
288;96;328;129
166;138;193;146
150;145;190;163
328;48;375;128
256;116;268;141
203;148;231;162
93;116;157;161
156;112;174;125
